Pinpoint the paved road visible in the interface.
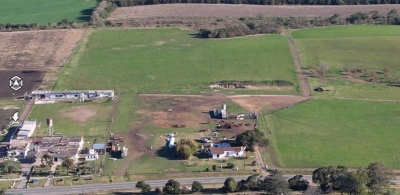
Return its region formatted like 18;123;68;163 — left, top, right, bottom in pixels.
8;175;400;195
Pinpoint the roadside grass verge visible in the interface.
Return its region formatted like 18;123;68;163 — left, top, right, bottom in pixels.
266;99;400;168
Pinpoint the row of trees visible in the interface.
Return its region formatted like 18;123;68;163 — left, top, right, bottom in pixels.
89;0;117;25
199;22;282;38
136;179;203;194
113;0;400;7
312;162;393;195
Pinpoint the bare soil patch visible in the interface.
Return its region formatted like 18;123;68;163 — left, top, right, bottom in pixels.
110;4;400;19
0;109;18;130
0;70;45;99
62;105;97;123
229;95;311;112
0;29;85;90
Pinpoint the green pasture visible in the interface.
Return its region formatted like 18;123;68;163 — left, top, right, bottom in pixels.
294;25;400;72
55;28;299;95
308;77;400;100
28;100;113;142
0;0;97;24
266;99;400;168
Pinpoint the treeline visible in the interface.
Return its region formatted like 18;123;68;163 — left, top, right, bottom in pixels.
134;162;394;194
199;22;282;38
90;0;117;25
197;9;400;38
113;0;400;7
0;19;84;31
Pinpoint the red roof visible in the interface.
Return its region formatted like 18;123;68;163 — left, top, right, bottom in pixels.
210;146;245;154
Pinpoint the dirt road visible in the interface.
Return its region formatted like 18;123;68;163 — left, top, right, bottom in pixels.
286;31;312;97
254;147;269;176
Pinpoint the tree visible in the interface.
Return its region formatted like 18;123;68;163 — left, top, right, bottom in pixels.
212;164;217;171
175;138;198;160
315;61;330;77
367;162;393;195
251;160;256;166
260;170;289;195
0;188;6;195
340;169;370;195
0;160;20;174
288;175;309;191
223;177;237;192
191;181;203;192
236;129;269;151
163;179;181;194
62;157;74;175
41;153;53;167
227;162;235;169
136;180;151;193
246;174;261;191
312;166;349;192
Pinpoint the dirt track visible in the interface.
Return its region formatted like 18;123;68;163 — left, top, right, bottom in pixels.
110;4;400;20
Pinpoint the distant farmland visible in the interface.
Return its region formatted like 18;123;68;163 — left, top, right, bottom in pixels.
293;25;400;100
55;28;299;95
109;4;400;20
0;0;97;24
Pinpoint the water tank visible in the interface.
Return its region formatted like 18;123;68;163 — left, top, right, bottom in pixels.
46;118;53;127
168;136;175;148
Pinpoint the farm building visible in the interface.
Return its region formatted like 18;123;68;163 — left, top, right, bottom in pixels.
30;136;84;163
31;90;114;100
210;146;246;159
213;142;231;148
16;120;36;140
84;149;99;161
93;143;106;155
7;139;30;159
221;104;227;119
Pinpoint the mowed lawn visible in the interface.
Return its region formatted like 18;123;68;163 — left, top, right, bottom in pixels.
0;0;97;24
56;28;299;95
267;99;400;168
28;101;113;142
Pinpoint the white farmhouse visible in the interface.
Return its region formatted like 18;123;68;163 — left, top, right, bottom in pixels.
210;146;246;159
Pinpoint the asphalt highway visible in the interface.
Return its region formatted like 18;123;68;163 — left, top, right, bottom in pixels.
7;175;400;195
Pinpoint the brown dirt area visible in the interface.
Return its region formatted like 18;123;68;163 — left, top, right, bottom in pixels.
0;29;85;90
0;70;45;98
229;95;311;112
110;4;400;20
62;105;97;123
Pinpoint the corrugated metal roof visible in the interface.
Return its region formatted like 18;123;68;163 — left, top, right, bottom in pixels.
93;143;106;150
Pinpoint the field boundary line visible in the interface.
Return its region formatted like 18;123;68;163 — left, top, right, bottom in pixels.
52;29;92;90
285;30;312;97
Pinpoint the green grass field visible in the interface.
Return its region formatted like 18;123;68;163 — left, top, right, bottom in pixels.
266;99;400;168
308;77;400;100
0;0;97;24
28;101;113;142
294;26;400;71
55;28;299;95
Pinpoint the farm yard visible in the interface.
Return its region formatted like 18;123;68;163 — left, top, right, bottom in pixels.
109;4;400;20
0;0;97;24
266;99;400;168
294;25;400;100
28;100;114;142
55;28;299;95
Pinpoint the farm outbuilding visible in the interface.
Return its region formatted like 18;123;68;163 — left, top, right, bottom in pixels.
31;90;114;100
93;143;106;154
16;120;36;139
